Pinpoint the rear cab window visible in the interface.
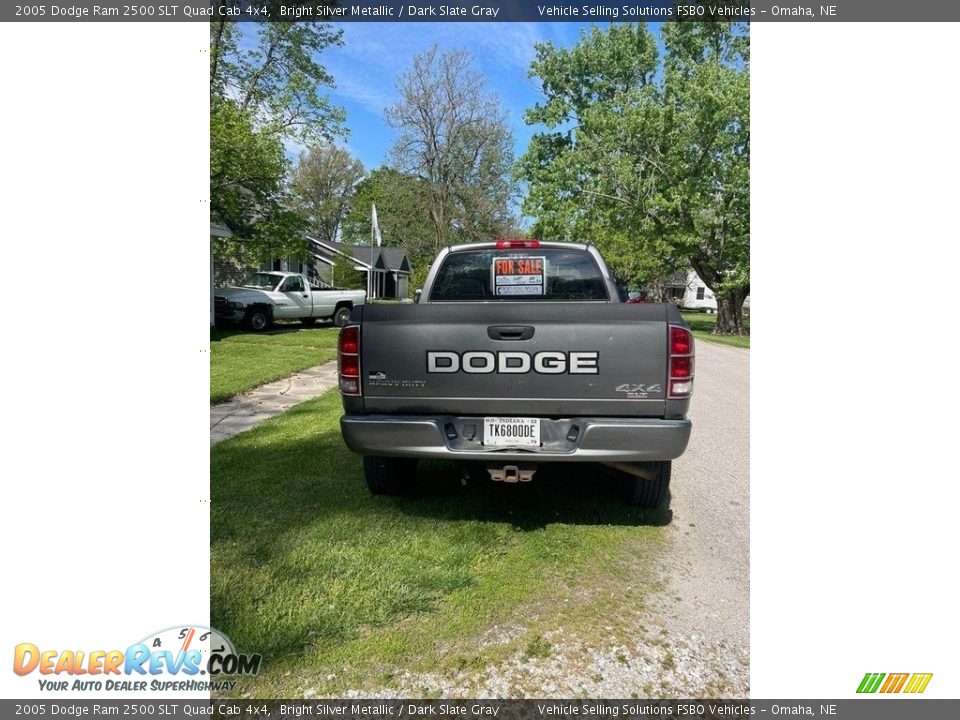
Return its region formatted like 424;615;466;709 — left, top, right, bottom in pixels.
429;248;609;301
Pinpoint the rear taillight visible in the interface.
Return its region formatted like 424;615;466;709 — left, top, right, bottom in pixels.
495;238;541;249
668;325;694;398
338;325;361;396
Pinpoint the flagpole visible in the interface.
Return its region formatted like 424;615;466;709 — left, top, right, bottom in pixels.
369;203;374;300
370;202;384;299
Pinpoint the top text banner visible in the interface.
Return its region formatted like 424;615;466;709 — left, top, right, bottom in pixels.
6;0;960;22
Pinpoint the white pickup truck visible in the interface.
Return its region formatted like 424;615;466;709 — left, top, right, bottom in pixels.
214;272;366;331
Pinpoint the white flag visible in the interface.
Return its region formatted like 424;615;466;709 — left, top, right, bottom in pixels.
371;203;383;246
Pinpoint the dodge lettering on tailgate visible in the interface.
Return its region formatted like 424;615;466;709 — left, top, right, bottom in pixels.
426;350;599;374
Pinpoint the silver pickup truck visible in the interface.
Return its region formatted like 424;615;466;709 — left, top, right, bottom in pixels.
215;272;366;331
338;240;693;508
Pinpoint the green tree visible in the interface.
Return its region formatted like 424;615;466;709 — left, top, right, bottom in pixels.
592;229;683;296
210;5;345;143
209;7;346;262
386;45;517;255
520;21;750;334
210;98;306;263
290;145;364;244
342;167;436;282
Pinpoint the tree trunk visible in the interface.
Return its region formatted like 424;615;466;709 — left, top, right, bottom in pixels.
210;15;225;86
713;288;748;335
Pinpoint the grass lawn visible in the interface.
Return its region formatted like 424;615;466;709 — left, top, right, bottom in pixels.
210;326;339;404
211;390;667;697
681;311;750;349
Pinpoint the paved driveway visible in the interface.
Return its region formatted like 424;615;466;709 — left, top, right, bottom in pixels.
649;339;750;693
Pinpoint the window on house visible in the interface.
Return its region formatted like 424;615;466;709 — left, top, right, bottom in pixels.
696;287;705;300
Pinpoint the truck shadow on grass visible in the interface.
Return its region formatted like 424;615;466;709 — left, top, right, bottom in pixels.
212;431;670;576
212;422;671;562
399;460;673;529
211;397;671;662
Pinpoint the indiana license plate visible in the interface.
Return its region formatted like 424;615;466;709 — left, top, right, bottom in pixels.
483;417;541;447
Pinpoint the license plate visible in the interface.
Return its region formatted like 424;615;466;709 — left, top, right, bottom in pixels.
483;417;540;447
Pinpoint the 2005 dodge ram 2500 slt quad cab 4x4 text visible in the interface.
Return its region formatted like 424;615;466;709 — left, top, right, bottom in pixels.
337;240;694;509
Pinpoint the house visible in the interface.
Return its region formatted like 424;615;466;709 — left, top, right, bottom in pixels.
678;270;751;313
681;270;718;312
660;270;689;305
636;270;687;304
638;269;750;312
307;238;412;300
210;222;233;327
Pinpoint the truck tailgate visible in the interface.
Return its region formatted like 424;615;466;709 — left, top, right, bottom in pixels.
357;303;674;417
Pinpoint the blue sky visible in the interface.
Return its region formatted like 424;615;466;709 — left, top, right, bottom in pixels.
260;21;662;170
321;22;587;169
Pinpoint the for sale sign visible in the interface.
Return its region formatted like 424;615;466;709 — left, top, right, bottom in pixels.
492;256;545;296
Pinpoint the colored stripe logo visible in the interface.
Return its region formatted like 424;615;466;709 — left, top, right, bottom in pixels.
904;673;934;694
857;672;932;694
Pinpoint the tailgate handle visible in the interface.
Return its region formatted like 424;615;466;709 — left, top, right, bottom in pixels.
488;325;534;341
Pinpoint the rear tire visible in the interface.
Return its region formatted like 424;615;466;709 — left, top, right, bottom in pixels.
363;456;417;496
627;461;671;509
333;305;353;327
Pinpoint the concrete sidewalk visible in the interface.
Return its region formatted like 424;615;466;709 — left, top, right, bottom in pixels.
210;361;338;445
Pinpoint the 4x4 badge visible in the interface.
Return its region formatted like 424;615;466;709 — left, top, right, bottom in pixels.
616;383;662;396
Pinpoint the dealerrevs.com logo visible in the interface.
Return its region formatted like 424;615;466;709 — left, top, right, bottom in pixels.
857;672;933;694
13;625;261;693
